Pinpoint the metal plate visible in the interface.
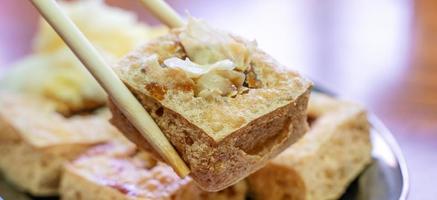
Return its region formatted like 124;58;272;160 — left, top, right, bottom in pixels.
0;89;409;200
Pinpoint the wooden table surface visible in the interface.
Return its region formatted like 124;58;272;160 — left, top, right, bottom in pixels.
0;0;436;199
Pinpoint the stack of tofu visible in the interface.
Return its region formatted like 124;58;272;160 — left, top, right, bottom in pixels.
0;1;372;199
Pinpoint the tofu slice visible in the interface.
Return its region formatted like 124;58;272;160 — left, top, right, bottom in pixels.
110;18;311;191
247;93;372;200
60;142;248;200
0;92;118;196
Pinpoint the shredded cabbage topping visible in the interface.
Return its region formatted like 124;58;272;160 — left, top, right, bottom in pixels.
162;18;260;98
163;57;235;78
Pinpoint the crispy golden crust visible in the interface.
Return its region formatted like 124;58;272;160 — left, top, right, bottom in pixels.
110;27;311;191
109;89;310;191
247;93;373;200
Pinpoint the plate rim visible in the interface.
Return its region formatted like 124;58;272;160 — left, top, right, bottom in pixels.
368;114;410;200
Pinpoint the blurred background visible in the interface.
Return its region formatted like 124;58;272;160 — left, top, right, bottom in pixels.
0;0;436;199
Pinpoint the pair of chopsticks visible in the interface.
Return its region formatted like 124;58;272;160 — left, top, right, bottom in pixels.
30;0;188;176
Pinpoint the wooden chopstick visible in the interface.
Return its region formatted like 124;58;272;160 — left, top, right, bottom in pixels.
30;0;190;177
140;0;184;28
